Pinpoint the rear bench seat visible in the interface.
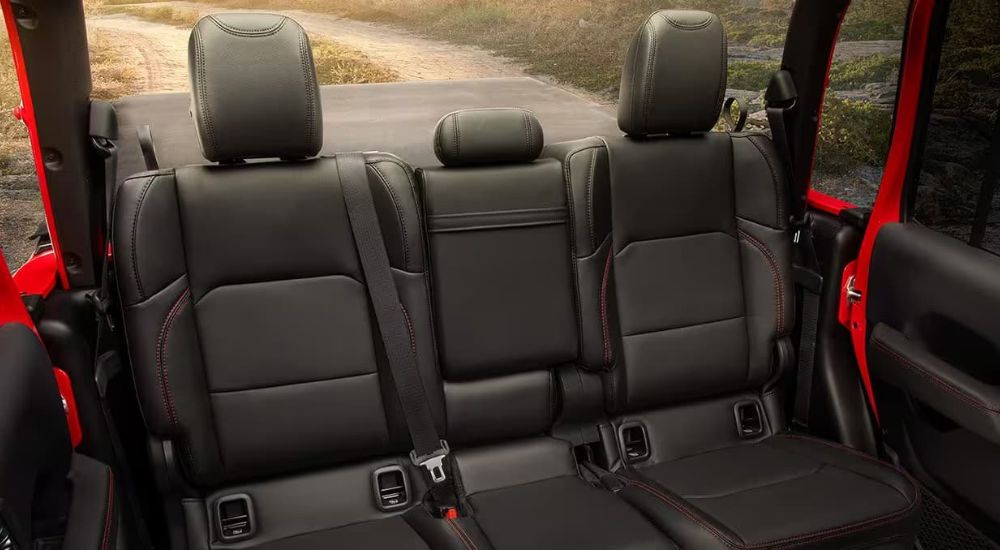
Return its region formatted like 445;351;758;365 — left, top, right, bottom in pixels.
113;10;921;550
548;10;922;549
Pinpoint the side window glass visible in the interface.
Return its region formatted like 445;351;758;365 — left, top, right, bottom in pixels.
910;0;1000;256
810;1;909;209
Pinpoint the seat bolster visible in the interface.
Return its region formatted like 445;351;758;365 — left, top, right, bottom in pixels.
733;134;788;230
767;434;921;505
545;137;614;370
113;170;186;307
63;455;117;550
366;152;426;273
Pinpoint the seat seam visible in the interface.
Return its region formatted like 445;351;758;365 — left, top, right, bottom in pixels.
209;371;380;395
775;434;922;503
622;314;744;339
445;518;477;550
586;147;598;249
642;20;657;134
872;337;1000;414
744;134;786;227
681;463;825;500
156;288;190;431
101;468;115;550
616;230;734;255
737;229;785;334
628;475;921;549
600;248;614;366
130;175;160;301
208;15;287;36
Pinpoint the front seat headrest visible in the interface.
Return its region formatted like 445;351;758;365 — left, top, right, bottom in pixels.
617;10;727;137
433;108;544;167
188;13;322;162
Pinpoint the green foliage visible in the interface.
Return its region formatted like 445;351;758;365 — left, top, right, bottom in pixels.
728;60;779;91
828;55;899;90
815;96;893;175
839;0;907;40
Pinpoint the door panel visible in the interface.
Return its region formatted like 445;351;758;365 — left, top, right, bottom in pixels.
867;222;1000;531
862;0;1000;538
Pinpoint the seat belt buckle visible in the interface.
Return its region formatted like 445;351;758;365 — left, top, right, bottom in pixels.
410;440;450;483
86;290;116;332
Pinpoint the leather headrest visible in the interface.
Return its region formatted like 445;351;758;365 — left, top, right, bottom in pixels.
188;14;322;162
433;108;543;167
618;10;727;137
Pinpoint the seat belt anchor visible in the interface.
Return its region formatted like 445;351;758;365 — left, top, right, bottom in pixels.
410;440;450;483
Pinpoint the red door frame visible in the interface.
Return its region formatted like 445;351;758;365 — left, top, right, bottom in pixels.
839;0;938;417
2;0;69;289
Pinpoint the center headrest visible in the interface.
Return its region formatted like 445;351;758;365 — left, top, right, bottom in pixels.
188;14;322;162
433;108;544;167
618;10;727;137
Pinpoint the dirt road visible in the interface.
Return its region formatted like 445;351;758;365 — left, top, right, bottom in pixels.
87;2;544;94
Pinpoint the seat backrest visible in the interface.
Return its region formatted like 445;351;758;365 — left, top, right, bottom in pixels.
114;13;443;488
555;10;794;414
418;108;579;446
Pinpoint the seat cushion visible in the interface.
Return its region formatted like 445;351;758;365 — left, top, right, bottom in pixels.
618;434;922;549
469;475;678;550
255;516;429;550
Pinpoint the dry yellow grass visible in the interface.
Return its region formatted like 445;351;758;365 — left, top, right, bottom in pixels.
311;38;399;85
0;26;28;175
102;5;202;28
88;30;143;100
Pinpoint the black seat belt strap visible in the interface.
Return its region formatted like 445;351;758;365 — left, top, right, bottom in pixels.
336;152;450;483
137;125;159;171
765;70;823;430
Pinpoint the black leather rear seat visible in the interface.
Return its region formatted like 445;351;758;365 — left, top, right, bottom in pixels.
549;10;922;549
114;10;922;550
114;14;457;550
418;108;677;549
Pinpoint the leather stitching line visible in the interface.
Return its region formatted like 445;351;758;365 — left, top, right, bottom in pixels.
299;32;317;152
208;15;287;37
400;303;417;358
101;469;114;550
642;20;657;134
738;229;785;334
453;114;461;159
745;135;786;227
585;147;598;250
629;473;920;549
522;110;532;157
370;162;410;268
157;288;190;430
130;175;158;301
445;518;477;550
194;27;217;158
872;338;1000;414
658;11;714;30
600;248;614;366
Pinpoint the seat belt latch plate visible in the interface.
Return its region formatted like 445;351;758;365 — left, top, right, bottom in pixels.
410;440;450;483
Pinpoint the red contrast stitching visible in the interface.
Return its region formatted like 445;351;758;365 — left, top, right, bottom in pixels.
400;303;417;357
101;469;115;550
628;441;922;550
600;249;614;365
629;478;918;549
156;288;190;428
445;518;478;550
737;230;785;334
872;338;1000;414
